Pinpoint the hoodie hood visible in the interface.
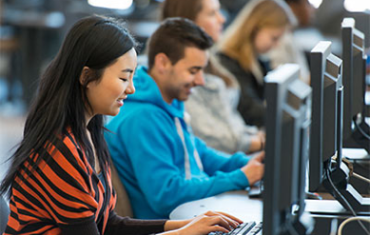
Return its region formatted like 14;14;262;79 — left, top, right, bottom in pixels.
127;66;184;118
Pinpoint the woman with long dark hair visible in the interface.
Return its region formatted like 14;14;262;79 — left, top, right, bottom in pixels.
0;15;241;235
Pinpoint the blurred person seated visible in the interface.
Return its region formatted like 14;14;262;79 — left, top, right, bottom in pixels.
266;0;314;84
217;0;294;127
161;0;265;154
105;17;265;219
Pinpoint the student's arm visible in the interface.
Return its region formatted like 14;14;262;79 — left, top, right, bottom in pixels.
193;136;250;174
37;137;106;234
59;219;100;235
161;211;242;235
194;136;264;189
119;110;251;218
104;211;166;235
105;210;242;235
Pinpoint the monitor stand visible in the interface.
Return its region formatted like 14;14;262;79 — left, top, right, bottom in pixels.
342;148;370;195
324;162;370;213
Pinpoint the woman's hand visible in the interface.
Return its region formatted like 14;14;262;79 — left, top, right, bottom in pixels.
163;211;242;235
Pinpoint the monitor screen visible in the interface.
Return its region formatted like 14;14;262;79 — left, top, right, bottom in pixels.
347;11;370;49
309;41;343;192
351;29;366;117
309;41;370;213
342;18;366;140
263;64;312;235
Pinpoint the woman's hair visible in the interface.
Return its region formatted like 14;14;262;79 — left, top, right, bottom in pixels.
160;0;236;87
0;15;136;197
161;0;203;21
218;0;294;80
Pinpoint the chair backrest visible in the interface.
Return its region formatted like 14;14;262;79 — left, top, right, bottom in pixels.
0;195;10;233
110;161;133;217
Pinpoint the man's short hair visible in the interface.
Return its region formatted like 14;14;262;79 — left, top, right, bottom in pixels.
147;17;213;70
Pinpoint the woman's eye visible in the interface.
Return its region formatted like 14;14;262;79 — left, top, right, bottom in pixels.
120;78;128;82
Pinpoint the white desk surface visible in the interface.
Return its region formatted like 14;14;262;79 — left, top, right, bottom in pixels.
170;149;369;223
170;191;369;222
342;148;369;160
169;191;263;222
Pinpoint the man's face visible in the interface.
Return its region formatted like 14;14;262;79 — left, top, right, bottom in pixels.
162;46;208;103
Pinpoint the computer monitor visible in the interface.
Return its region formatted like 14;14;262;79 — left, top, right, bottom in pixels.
309;41;370;212
347;11;370;49
309;41;343;192
342;18;370;153
263;64;313;235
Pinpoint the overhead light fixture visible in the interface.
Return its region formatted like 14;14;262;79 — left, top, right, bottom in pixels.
308;0;323;9
87;0;133;10
344;0;370;12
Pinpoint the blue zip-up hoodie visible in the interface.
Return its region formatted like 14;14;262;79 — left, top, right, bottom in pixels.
105;66;251;219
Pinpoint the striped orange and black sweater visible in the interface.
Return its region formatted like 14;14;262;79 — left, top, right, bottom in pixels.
4;132;166;235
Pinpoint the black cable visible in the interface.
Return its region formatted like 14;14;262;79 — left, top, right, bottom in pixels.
325;168;356;215
325;168;370;234
353;120;370;140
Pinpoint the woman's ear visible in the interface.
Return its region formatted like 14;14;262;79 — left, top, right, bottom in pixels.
80;66;91;87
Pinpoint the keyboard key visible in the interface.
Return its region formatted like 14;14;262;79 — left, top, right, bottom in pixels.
208;221;259;235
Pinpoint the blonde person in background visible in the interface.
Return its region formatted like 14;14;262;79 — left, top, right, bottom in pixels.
217;0;295;127
161;0;265;154
267;0;314;84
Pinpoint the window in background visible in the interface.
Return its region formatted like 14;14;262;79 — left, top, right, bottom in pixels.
87;0;133;10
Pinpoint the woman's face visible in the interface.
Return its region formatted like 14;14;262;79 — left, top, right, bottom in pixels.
254;27;286;54
195;0;225;42
85;48;137;118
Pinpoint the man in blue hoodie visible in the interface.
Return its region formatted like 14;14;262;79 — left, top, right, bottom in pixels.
105;18;264;219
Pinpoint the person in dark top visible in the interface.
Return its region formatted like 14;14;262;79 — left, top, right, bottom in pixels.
0;15;242;235
217;0;294;127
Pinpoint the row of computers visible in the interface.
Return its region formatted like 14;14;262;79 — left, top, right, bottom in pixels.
259;17;370;235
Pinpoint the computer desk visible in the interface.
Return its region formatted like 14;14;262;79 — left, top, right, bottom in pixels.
169;191;262;222
170;149;369;222
343;148;369;161
169;190;368;221
170;191;370;234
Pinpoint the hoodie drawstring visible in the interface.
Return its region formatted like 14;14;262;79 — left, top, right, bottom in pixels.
175;117;204;179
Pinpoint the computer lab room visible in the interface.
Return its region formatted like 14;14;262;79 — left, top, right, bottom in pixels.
0;0;369;234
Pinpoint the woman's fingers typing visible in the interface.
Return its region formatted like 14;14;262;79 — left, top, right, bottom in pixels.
176;211;243;235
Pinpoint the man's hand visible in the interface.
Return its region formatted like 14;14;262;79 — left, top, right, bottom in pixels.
241;151;265;186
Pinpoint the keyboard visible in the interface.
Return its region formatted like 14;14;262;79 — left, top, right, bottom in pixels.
248;181;264;198
208;221;262;235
